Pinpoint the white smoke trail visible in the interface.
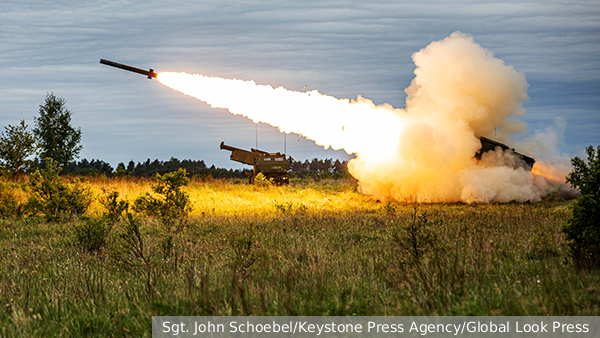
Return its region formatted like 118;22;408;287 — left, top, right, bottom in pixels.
157;73;404;162
158;31;566;203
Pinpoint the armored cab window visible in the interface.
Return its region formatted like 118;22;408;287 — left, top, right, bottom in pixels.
263;158;271;161
275;157;284;162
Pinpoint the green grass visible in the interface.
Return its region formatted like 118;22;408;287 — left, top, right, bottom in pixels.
0;178;599;337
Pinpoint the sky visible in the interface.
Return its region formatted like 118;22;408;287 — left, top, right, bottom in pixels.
1;0;599;169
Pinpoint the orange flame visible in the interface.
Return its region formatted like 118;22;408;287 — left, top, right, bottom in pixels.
531;162;565;183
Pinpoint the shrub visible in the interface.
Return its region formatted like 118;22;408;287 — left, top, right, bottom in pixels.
133;169;191;225
253;173;273;187
391;209;437;261
107;212;150;271
0;183;19;216
26;158;93;220
121;213;146;261
563;145;600;268
381;201;398;215
74;218;111;253
99;189;129;223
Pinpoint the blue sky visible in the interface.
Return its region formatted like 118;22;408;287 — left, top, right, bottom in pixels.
1;0;598;169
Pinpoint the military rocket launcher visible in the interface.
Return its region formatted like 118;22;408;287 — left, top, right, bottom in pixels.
476;137;535;170
220;142;289;185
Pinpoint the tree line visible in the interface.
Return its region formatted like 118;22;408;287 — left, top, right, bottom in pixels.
58;156;349;179
1;93;350;179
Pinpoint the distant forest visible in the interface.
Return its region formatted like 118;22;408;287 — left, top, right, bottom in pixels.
59;157;350;179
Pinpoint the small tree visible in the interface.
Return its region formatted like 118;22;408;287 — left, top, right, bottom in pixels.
133;168;191;226
27;158;93;220
0;119;37;175
563;145;600;268
115;162;127;177
33;93;82;167
566;145;600;200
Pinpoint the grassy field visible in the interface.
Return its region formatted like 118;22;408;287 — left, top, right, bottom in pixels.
0;176;598;336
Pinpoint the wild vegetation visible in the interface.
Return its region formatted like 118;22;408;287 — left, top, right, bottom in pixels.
0;173;598;337
563;145;600;268
2;90;597;336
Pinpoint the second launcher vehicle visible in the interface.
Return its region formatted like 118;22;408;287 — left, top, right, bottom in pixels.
220;142;290;185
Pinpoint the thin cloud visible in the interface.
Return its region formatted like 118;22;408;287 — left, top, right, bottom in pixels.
0;0;598;167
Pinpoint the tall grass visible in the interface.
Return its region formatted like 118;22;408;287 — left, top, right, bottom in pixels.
0;176;598;337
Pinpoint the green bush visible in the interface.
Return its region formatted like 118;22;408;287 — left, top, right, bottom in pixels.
391;209;437;261
99;189;129;223
74;218;112;253
563;145;600;268
133;168;191;225
381;201;398;215
26;158;93;220
253;172;273;187
0;183;19;216
115;213;150;268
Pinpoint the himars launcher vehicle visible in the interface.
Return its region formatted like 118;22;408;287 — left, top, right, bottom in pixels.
476;137;535;170
220;142;290;185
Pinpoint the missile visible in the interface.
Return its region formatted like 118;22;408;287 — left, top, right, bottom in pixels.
99;59;157;79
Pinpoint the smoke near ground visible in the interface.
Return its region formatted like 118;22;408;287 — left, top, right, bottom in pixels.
158;31;572;203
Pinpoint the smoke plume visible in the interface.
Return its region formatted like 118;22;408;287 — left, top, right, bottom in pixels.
158;31;569;203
